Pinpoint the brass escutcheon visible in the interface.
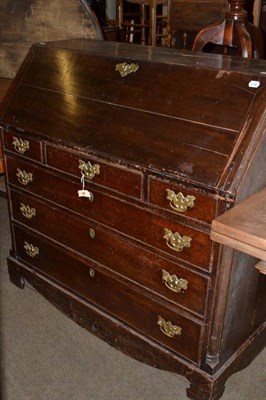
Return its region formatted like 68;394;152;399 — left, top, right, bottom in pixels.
157;316;182;338
89;228;95;239
161;269;188;293
16;168;33;186
163;228;192;252
79;159;100;180
20;203;36;219
115;62;139;77
89;268;95;278
24;241;39;257
166;189;196;213
12;136;30;154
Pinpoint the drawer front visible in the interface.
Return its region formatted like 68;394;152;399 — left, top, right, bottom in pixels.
13;224;203;363
11;190;208;316
7;156;212;269
46;144;142;199
149;177;216;224
3;130;42;162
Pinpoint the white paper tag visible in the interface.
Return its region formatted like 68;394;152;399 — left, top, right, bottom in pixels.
248;80;260;88
78;189;91;198
77;173;93;201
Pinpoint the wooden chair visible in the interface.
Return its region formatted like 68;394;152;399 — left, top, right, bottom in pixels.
117;0;171;46
169;0;228;50
192;0;264;59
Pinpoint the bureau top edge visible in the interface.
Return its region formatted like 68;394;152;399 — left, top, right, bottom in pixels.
35;39;266;76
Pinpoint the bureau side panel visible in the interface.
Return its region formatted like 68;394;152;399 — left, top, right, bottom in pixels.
218;131;266;363
219;252;265;363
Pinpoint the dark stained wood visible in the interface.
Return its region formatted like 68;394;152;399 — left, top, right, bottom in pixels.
2;89;234;188
46;144;142;199
148;177;218;224
3;130;43;162
0;0;104;174
219;251;264;362
7;256;266;400
171;0;228;32
12;212;209;317
0;78;11;102
1;40;266;400
13;224;203;364
1;41;266;191
170;0;228;50
6;156;212;270
0;78;11;174
12;44;258;131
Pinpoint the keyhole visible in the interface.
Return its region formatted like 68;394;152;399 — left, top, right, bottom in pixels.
89;228;95;239
89;268;95;278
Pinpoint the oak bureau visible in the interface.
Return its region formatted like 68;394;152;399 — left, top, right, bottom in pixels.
1;39;265;400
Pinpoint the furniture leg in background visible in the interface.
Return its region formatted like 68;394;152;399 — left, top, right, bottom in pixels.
192;0;264;58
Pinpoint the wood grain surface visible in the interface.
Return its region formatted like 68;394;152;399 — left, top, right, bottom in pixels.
211;188;266;260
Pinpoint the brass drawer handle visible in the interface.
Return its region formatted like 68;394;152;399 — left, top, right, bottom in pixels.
12;136;30;154
163;228;192;252
79;159;100;180
157;316;182;338
20;203;36;219
166;189;195;213
161;269;188;293
16;168;33;186
24;241;39;257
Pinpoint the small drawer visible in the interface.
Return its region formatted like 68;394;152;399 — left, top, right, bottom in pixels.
46;144;142;199
13;225;203;363
11;190;208;316
149;177;216;224
7;156;212;270
3;130;42;162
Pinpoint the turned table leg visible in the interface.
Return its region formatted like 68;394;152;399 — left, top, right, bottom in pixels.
192;0;264;59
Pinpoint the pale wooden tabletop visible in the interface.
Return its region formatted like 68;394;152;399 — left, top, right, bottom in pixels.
211;188;266;264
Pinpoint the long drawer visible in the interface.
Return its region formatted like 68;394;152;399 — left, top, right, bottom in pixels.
13;224;203;363
6;156;212;270
10;190;209;316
